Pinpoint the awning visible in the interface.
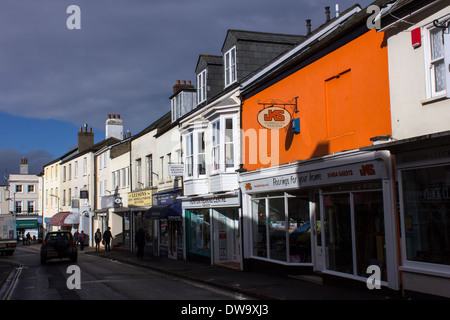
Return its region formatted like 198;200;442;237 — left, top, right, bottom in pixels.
145;204;181;220
49;212;72;226
64;213;80;225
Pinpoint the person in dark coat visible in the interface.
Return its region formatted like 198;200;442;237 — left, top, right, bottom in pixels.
135;227;146;259
103;227;113;252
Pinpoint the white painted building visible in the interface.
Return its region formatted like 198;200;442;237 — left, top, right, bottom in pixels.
372;0;450;298
8;158;41;239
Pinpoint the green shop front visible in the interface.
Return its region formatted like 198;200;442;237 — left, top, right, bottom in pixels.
182;191;241;269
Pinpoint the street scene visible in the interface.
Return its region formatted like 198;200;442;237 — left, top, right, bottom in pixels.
1;0;450;307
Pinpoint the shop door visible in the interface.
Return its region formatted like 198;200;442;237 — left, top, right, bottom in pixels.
168;220;177;259
321;189;387;281
213;208;240;266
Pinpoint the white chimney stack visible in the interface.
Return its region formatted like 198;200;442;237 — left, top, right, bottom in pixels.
105;114;124;140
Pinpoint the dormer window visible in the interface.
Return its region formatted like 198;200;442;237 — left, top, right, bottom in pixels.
224;47;236;87
197;69;207;104
171;94;182;122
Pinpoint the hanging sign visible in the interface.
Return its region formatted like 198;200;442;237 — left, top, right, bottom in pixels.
257;106;291;130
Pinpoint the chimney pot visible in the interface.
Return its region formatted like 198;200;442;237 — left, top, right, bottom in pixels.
108;114;111;119
325;6;330;22
176;80;180;84
306;19;312;35
117;114;120;119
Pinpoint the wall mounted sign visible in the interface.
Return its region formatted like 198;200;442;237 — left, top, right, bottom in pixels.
257;106;292;130
128;190;152;207
241;160;384;193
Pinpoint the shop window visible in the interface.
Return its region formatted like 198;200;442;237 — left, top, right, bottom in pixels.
186;209;211;257
401;165;450;266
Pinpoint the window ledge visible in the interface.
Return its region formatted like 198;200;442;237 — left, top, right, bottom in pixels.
399;265;450;278
421;94;448;106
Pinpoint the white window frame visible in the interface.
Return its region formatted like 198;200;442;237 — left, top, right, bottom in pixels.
27;200;35;214
210;115;237;174
83;157;87;176
224;46;237;87
184;130;206;179
424;19;449;98
197;69;207;104
27;185;35;193
185;133;194;178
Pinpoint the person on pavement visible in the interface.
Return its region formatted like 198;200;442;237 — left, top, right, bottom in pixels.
94;228;102;252
103;227;113;252
135;227;146;259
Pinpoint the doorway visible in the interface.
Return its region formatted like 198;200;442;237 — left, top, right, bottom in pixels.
213;207;240;268
321;187;387;281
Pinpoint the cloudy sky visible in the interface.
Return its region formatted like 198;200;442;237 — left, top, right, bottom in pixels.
0;0;373;182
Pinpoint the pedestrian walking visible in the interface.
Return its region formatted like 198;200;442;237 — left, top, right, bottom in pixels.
94;228;102;252
26;232;32;246
74;230;79;248
135;227;146;259
78;230;86;251
103;227;113;252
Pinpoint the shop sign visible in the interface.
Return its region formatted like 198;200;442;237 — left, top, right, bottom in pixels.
168;164;184;177
182;195;240;209
128;190;152;207
257;106;291;130
242;161;383;193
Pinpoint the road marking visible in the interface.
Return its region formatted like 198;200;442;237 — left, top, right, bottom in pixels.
1;264;23;300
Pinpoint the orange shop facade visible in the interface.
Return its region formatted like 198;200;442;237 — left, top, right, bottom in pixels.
238;27;400;290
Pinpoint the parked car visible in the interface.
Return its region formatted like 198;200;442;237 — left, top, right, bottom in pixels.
40;231;77;264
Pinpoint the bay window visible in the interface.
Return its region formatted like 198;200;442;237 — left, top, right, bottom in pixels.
184;130;206;178
210;116;237;173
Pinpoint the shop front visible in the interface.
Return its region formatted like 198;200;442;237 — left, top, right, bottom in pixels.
146;189;183;259
240;150;400;290
128;189;153;253
182;191;241;268
368;133;450;298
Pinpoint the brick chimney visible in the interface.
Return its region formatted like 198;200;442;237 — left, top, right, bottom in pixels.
78;124;94;153
20;157;29;174
173;80;194;94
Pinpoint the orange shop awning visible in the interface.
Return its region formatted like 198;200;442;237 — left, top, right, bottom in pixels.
49;212;72;226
